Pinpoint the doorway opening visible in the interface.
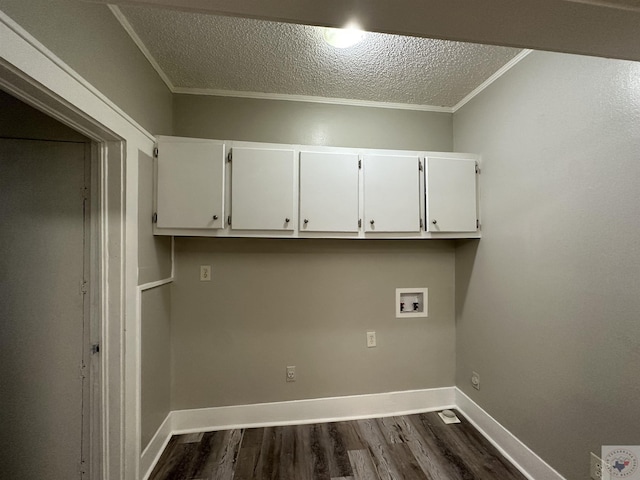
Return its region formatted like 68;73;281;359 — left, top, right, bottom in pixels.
0;53;128;478
0;89;101;479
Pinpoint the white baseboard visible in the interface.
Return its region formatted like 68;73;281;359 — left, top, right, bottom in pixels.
140;413;172;480
171;387;456;434
455;388;566;480
141;387;565;480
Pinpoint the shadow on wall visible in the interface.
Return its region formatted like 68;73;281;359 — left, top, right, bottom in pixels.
455;239;480;319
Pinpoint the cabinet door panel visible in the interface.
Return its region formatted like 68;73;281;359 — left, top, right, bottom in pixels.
231;147;295;230
363;155;420;232
156;139;224;229
426;157;477;232
299;152;359;232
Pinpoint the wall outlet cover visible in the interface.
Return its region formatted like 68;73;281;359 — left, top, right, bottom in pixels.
200;265;212;281
591;452;611;480
366;331;376;348
471;371;480;390
286;365;296;382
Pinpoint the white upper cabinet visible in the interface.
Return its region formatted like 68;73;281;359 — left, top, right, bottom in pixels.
426;156;477;232
153;136;480;239
299;151;359;233
156;136;225;229
231;147;295;231
363;154;421;232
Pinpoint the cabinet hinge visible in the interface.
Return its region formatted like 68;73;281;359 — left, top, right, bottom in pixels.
475;163;481;174
227;215;231;226
79;364;87;380
476;219;480;229
153;147;158;158
82;186;89;200
419;159;423;171
420;218;424;229
358;218;362;228
90;343;100;355
358;159;362;169
152;212;158;223
227;149;232;162
81;281;88;295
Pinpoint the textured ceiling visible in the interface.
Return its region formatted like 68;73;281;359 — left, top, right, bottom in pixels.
118;5;522;108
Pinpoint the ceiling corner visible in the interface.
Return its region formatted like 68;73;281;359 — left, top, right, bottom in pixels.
452;49;533;113
108;4;176;93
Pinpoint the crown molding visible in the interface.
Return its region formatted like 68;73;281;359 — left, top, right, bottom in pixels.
172;87;454;112
452;49;533;112
108;5;176;92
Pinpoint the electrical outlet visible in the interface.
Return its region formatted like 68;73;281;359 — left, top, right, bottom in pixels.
366;331;376;348
591;452;611;480
471;371;480;390
200;265;211;281
286;366;296;382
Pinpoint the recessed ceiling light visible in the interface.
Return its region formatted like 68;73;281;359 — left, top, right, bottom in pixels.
323;24;365;48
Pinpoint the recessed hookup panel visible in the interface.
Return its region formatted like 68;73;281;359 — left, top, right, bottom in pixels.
395;288;428;318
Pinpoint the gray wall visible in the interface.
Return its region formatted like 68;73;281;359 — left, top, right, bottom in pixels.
171;238;455;409
0;0;173;134
170;100;456;410
141;284;172;449
138;151;172;285
138;150;172;449
453;50;640;480
173;94;453;151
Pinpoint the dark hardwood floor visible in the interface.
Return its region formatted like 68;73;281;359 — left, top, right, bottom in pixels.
149;410;527;480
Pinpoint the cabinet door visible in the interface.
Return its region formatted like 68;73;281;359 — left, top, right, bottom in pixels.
426;157;477;232
299;152;359;232
156;138;225;229
363;155;420;232
231;147;295;230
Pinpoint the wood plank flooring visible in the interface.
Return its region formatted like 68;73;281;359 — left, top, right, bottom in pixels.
149;410;526;480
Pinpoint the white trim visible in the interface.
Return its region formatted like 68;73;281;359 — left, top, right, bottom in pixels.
170;236;175;279
173;87;455;113
125;144;142;480
139;277;174;292
108;5;175;92
140;413;172;480
452;49;533;112
171;387;456;434
564;0;640;12
102;141;127;480
455;388;566;480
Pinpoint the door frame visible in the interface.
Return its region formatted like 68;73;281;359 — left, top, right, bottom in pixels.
0;11;153;480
